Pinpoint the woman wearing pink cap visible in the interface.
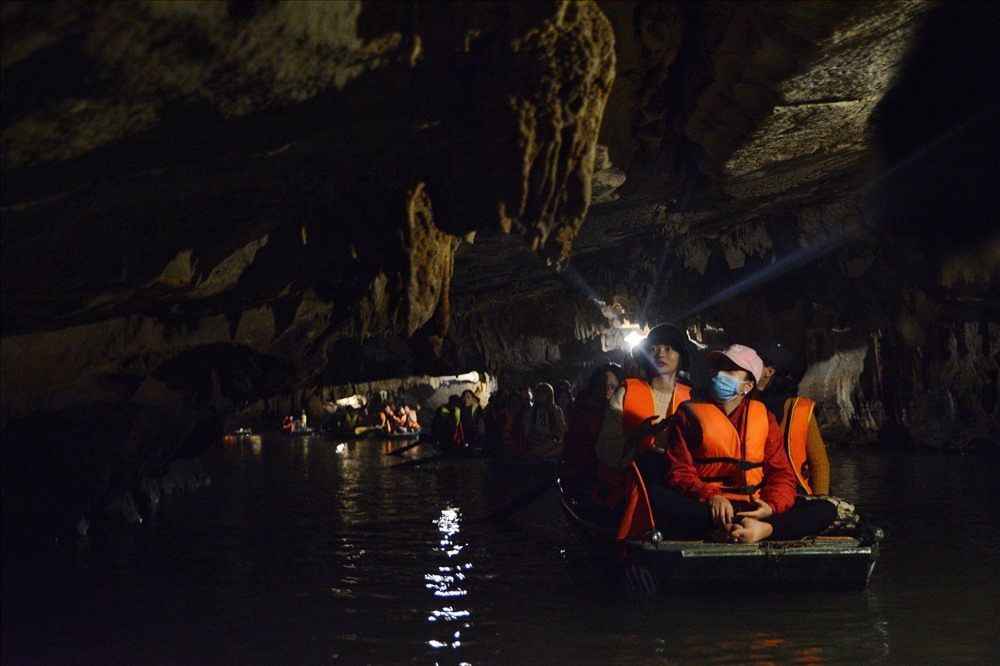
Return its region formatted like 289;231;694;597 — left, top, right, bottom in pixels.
655;343;837;543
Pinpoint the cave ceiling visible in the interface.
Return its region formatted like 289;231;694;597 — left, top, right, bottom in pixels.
1;0;998;440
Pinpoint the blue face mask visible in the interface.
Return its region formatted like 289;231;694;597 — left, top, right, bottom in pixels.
710;373;743;403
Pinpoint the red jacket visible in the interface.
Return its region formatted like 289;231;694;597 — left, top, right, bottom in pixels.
665;398;796;514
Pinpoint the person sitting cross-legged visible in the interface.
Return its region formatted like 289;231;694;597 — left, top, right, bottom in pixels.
652;344;838;543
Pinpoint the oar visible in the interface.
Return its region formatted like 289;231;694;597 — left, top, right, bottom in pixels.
385;438;426;456
474;473;559;523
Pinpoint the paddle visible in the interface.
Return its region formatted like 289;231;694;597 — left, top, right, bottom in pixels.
385;438;426;456
474;473;559;523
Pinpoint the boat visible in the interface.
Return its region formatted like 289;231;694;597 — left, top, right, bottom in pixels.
222;427;254;444
286;426;315;437
323;426;423;440
379;428;423;440
557;482;881;595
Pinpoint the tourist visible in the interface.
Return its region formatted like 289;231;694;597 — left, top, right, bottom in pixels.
553;379;575;422
509;385;534;457
431;395;462;453
483;390;518;458
756;342;830;495
595;323;692;472
657;344;837;543
380;405;396;433
458;389;485;448
522;382;567;459
402;403;421;433
342;405;362;435
593;323;692;537
561;362;623;508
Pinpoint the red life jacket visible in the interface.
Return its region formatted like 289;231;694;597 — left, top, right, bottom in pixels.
781;397;815;495
683;400;769;503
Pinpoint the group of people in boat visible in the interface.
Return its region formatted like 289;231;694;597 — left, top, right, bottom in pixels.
561;323;851;544
324;400;422;437
281;394;423;438
431;383;583;459
430;390;486;453
281;410;311;434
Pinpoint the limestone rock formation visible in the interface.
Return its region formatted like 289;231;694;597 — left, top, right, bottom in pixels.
2;1;997;538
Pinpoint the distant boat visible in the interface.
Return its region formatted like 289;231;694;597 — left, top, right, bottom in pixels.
381;428;422;440
222;427;254;444
557;482;881;595
343;426;422;440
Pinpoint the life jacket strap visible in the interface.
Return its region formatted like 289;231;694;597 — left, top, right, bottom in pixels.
692;456;764;471
720;482;765;496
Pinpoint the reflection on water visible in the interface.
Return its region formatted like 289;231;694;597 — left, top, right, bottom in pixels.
426;507;473;653
1;435;997;664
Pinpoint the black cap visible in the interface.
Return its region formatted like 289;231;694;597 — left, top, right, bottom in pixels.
759;342;794;370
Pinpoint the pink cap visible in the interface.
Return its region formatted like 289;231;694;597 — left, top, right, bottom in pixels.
706;344;764;383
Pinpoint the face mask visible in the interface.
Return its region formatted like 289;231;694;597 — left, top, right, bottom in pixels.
710;373;743;403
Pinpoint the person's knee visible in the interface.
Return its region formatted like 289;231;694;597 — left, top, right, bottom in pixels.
798;496;838;524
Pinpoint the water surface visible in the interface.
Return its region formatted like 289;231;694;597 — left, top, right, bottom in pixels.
3;434;997;664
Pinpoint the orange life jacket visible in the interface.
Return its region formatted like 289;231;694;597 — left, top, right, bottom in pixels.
610;379;691;540
615;462;656;545
781;397;815;495
621;379;691;456
683;400;769;502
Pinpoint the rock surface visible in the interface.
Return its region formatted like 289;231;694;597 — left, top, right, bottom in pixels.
2;1;998;536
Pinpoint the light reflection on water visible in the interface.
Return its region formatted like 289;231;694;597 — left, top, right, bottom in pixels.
1;434;997;664
425;507;472;653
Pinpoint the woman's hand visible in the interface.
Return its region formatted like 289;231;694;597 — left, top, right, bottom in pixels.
626;415;670;448
736;498;773;520
709;494;734;527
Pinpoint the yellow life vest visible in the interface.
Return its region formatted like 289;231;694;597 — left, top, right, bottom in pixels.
781;396;815;495
683;400;769;502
